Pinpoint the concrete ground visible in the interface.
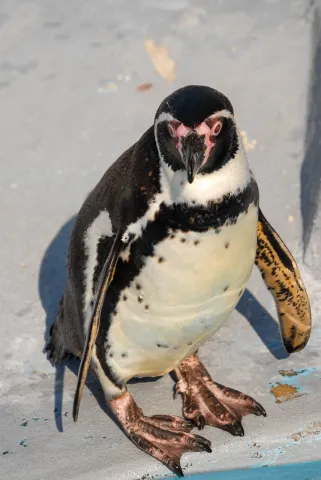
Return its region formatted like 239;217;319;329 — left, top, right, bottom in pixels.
1;0;321;479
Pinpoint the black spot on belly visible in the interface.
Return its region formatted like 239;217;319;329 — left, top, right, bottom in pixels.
169;234;175;239
225;241;230;248
95;177;259;389
123;294;127;301
158;257;164;263
121;352;128;358
193;240;200;246
156;342;169;348
138;295;143;303
224;285;229;291
109;352;113;358
90;300;94;308
136;283;141;290
144;304;149;310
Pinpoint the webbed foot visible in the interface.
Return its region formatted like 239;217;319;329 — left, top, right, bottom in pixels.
110;391;212;477
174;355;266;435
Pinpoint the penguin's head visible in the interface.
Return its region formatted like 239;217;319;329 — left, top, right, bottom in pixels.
154;85;239;184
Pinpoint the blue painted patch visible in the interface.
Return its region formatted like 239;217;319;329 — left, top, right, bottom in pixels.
159;460;321;479
280;368;317;381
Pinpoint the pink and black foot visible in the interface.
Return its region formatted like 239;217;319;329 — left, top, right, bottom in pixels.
174;355;266;436
110;391;212;477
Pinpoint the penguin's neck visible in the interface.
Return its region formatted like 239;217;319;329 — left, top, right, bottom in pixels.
122;135;252;245
159;136;251;208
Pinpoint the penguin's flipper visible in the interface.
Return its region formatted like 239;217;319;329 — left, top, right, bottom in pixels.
73;229;124;422
255;208;311;353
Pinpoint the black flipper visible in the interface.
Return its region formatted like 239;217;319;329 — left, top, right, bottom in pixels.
73;229;124;422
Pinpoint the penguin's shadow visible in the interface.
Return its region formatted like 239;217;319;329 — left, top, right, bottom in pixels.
38;216;288;432
39;216;116;431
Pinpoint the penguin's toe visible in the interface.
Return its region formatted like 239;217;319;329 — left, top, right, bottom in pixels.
110;391;212;478
174;355;266;437
129;422;211;477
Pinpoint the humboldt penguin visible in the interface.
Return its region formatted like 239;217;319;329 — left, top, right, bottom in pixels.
47;85;311;477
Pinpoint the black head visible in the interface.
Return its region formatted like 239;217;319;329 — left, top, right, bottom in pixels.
154;85;239;183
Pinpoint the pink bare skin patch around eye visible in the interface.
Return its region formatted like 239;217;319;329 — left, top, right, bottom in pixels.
169;118;223;166
195;122;215;165
169;122;191;150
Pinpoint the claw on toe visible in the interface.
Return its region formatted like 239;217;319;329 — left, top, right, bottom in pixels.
195;414;205;430
110;391;212;478
170;462;184;478
252;403;267;418
174;356;267;437
223;421;244;437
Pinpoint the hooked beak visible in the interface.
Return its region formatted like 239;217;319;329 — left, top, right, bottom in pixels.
181;132;205;184
186;151;203;184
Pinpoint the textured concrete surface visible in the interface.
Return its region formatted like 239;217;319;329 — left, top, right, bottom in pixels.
1;0;321;479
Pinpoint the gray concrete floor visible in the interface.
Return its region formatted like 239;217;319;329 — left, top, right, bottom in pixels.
1;0;321;479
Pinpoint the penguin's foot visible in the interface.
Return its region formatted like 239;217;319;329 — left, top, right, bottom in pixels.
174;355;266;435
45;296;82;364
110;390;212;477
46;319;74;365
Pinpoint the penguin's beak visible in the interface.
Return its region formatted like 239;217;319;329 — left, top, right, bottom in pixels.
185;149;203;184
181;132;205;184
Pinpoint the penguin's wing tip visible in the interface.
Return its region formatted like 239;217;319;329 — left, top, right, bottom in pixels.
255;209;312;353
73;229;124;420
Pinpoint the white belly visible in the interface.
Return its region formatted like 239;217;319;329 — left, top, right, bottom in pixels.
107;203;258;382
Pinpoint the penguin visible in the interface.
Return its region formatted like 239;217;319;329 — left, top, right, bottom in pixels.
46;85;311;478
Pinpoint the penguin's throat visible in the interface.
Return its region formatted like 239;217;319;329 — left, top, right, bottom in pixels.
159;145;250;207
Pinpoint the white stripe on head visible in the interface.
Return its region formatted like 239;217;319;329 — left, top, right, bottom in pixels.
83;210;113;333
155;109;233;127
155;111;175;125
154;111;174;167
208;109;234;120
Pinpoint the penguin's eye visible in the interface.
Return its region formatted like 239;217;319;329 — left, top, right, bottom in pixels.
213;121;222;136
